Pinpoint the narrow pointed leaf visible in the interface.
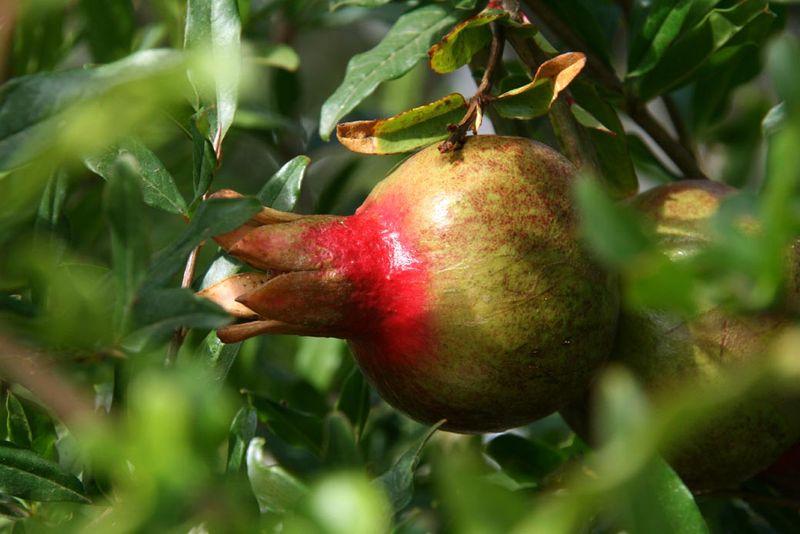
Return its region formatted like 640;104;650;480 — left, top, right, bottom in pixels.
319;4;461;140
257;155;310;211
246;438;308;514
375;420;444;512
228;406;257;473
0;443;88;503
86;137;187;215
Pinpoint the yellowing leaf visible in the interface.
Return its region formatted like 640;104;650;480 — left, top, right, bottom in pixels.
494;52;586;119
336;93;467;154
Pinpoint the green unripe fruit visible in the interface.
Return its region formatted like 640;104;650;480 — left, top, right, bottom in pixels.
563;180;800;491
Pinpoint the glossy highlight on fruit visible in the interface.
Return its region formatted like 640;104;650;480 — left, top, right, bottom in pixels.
200;136;619;433
563;180;800;490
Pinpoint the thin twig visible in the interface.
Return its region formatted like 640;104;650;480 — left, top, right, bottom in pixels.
520;0;708;180
439;22;505;153
166;191;210;367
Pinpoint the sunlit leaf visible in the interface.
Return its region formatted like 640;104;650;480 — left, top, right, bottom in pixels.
319;4;461;140
493;52;586;120
630;0;771;100
257;155;310;211
337;93;466;154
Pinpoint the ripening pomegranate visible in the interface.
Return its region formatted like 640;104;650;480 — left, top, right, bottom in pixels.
563;180;800;490
200;135;619;432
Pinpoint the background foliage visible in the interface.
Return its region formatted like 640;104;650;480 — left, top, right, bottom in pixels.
0;0;798;532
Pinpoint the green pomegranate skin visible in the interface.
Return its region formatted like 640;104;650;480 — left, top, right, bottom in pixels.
563;180;800;491
202;136;619;433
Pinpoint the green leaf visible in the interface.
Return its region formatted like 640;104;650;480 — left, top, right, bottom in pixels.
130;288;232;345
227;406;257;474
0;442;88;503
329;0;393;10
200;331;242;382
493;52;586;120
375;420;443;512
252;396;324;456
190;115;216;202
140;196;260;291
319;4;461;140
570;81;638;199
630;0;770;100
250;43;300;72
185;0;242;145
0;49;185;171
536;0;615;66
5;394;32;450
34;168;68;235
337;93;466;154
336;367;371;441
257;155;310;211
762;102;786;138
628;0;704;76
322;412;363;468
86;137;188;216
628;458;710;534
485;434;564;485
574;178;653;267
246;437;308;514
428;9;505;74
11;0;69;76
79;0;135;63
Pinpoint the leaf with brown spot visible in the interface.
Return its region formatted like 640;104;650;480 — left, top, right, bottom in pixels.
428;9;507;74
337;93;467;155
493;52;586;120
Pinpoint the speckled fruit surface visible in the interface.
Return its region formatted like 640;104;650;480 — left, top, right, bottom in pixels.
201;136;619;433
563;180;800;490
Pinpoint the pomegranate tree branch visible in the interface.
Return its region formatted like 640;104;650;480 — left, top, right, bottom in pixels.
439;22;505;153
519;0;708;180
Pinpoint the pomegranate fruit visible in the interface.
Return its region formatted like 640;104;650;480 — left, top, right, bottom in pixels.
563;180;800;490
201;135;619;433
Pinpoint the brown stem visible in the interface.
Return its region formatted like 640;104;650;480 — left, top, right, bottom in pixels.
520;0;708;180
439;22;505;153
507;33;601;176
166;194;209;366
